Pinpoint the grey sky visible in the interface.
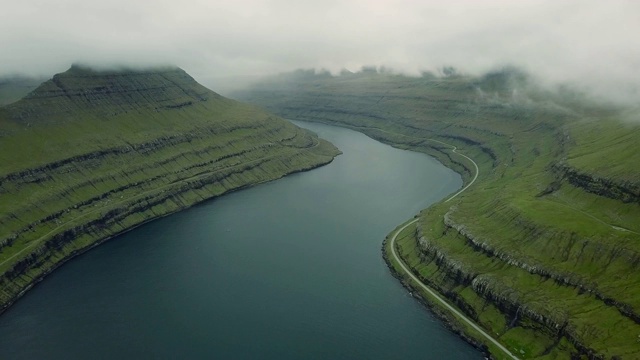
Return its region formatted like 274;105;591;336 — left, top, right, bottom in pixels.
1;0;639;100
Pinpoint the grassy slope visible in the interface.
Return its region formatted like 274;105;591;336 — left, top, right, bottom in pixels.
0;65;340;312
235;69;640;359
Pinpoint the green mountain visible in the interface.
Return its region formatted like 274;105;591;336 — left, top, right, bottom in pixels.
235;68;640;359
0;65;340;312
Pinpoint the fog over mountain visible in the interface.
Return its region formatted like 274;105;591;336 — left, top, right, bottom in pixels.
1;0;638;102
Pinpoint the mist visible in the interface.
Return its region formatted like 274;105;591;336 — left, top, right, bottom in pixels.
2;0;638;102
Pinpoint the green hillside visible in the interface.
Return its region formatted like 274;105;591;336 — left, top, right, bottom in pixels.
235;68;640;359
0;65;340;313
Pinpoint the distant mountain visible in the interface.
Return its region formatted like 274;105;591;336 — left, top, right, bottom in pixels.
0;65;340;312
0;75;46;106
234;67;640;359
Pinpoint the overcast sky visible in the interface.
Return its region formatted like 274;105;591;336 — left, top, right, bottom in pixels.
1;0;639;100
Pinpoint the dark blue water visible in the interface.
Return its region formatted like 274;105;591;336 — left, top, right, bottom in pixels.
0;121;480;359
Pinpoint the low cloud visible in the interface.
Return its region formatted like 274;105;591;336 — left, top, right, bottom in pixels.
1;0;638;102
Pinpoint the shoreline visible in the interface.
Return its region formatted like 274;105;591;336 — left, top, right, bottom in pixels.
0;152;338;317
380;219;494;359
381;231;492;358
295;118;497;356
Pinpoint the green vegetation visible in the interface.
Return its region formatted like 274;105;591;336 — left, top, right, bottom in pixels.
0;65;340;313
236;68;640;359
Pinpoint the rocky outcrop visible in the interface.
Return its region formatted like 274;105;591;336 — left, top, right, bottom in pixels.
554;163;640;204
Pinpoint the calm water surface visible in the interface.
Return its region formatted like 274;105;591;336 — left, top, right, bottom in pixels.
0;121;481;359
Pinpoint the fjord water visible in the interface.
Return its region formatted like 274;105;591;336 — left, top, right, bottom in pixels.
0;121;480;359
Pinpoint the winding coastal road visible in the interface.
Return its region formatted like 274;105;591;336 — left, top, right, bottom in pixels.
426;139;479;202
325;121;631;358
389;219;519;359
387;138;519;359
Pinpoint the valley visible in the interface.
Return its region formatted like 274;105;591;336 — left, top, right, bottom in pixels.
236;68;640;359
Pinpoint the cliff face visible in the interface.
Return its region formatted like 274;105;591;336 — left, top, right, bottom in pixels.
554;163;640;205
235;69;640;359
0;65;340;312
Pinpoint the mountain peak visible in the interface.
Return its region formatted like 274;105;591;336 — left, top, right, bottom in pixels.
8;65;217;125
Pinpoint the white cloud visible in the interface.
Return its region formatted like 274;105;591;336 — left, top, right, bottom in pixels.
1;0;638;101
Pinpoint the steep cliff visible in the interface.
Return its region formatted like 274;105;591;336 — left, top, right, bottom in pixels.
0;65;340;312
